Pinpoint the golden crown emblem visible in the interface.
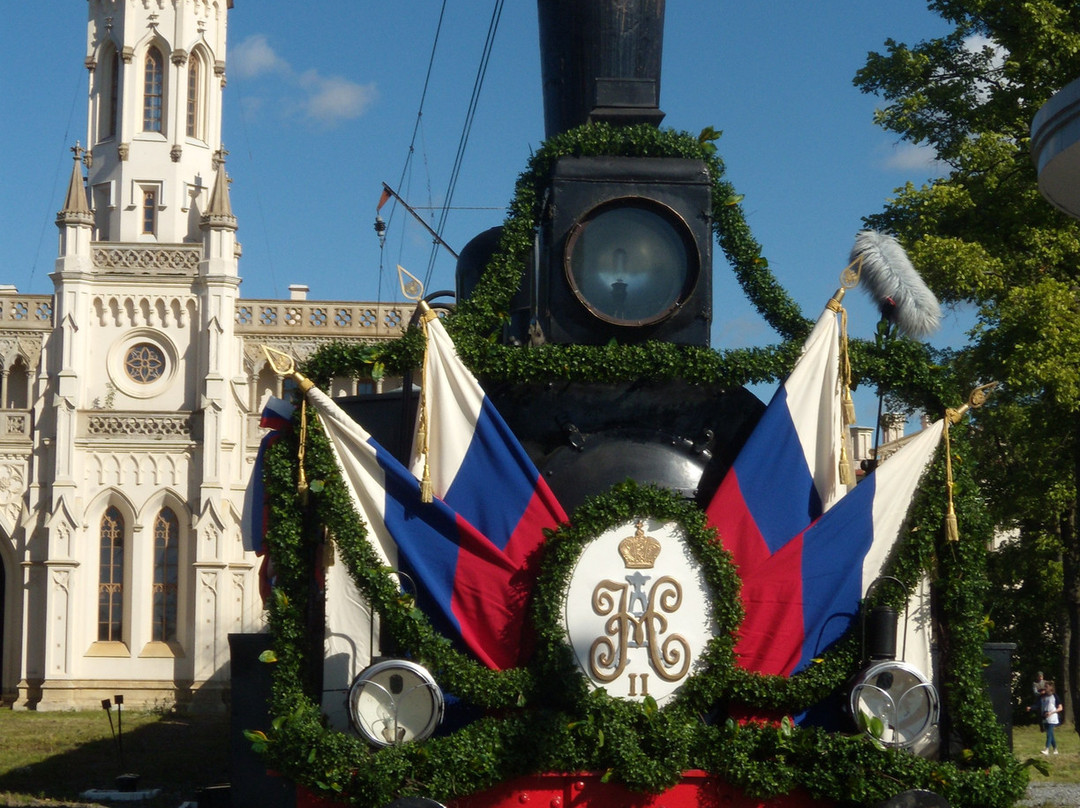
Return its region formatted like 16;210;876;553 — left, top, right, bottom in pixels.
618;520;661;569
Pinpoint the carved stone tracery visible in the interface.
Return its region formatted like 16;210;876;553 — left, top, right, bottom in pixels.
86;413;194;439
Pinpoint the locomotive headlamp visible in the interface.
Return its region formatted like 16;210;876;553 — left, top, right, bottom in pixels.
848;660;939;751
535;156;712;346
565;198;695;326
348;659;444;747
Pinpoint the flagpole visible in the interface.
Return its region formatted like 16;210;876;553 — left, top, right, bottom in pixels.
378;183;460;260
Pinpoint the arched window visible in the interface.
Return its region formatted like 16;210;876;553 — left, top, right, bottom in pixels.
143;46;164;132
141;186;158;235
5;356;29;409
151;507;179;642
186;54;201;139
98;507;125;642
100;49;120;140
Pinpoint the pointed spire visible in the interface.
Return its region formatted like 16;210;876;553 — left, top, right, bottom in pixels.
57;144;93;225
202;147;237;230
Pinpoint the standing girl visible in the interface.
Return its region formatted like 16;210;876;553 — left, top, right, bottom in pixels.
1042;682;1063;755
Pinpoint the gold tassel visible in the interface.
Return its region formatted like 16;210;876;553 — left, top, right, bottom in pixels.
943;410;958;542
420;461;433;504
829;278;858;487
945;505;959;543
417;299;435;504
839;440;855;486
297;398;310;505
941;383;998;542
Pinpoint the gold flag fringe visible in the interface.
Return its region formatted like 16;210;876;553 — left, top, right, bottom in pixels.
832;256;862;488
417;302;439;503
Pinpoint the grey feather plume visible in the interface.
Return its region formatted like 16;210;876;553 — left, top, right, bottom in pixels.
849;230;941;339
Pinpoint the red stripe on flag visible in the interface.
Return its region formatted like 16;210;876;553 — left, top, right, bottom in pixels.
733;534;806;676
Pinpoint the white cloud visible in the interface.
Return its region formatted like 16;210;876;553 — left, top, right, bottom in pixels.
231;35;376;126
881;142;947;175
298;71;378;125
231;34;290;80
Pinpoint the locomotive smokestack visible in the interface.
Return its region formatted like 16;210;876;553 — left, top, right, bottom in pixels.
537;0;666;139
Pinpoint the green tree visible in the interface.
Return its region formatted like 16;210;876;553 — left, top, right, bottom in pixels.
853;1;1080;723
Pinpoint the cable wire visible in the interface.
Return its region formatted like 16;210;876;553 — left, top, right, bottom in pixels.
422;0;505;289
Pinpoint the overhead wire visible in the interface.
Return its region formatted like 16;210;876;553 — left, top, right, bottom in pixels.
380;0;448;299
422;0;506;289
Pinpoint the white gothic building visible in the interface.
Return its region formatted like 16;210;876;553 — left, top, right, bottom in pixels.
0;0;404;711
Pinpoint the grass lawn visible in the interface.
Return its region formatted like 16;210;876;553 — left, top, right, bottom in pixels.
0;709;229;806
1014;721;1080;783
0;711;1077;806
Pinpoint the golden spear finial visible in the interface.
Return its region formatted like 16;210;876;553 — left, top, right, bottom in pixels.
943;381;998;541
831;256;863;487
261;344;314;498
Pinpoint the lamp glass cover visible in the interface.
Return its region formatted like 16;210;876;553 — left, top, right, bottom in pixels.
849;660;939;749
348;659;444;747
566;201;694;325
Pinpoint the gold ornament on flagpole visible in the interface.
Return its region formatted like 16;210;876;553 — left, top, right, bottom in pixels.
262;345;316;499
398;267;436;503
829;256;863;487
943;381;998;542
398;264;424;302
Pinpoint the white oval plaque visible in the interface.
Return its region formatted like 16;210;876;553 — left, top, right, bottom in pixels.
563;518;717;705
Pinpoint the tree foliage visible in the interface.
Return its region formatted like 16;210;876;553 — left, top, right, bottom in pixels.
854;0;1080;716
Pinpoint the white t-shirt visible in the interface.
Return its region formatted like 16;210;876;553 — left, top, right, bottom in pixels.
1042;693;1061;726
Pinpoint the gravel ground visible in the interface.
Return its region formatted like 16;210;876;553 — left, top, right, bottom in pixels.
1017;781;1080;807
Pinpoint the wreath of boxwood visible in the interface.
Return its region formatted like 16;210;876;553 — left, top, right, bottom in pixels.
528;481;743;717
257;123;1030;806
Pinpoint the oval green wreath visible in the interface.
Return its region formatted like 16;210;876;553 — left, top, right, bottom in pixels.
529;481;742;716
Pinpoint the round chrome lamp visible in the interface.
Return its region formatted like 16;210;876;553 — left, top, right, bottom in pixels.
849;660;939;750
564;198;698;327
348;659;444;747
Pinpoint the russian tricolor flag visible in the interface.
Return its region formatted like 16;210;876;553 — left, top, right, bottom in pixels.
706;304;849;581
732;420;943;676
706;301;942;677
247;396;296;557
411;307;567;555
308;309;565;671
307;385;540;670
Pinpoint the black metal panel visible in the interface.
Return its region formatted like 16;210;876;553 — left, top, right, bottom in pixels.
229;633;296;808
982;642;1017;751
538;0;666;137
485;379;763;513
336;389;420;467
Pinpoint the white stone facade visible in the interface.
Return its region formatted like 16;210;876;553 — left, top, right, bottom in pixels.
0;0;406;711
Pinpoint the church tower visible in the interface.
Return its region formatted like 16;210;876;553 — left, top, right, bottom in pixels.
16;0;256;711
84;0;231;245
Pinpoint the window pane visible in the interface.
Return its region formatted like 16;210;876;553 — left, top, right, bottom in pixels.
152;508;179;641
186;57;199;138
142;189;157;235
143;47;163;132
104;51;119;139
98;507;124;642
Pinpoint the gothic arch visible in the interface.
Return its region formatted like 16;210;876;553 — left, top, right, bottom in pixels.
85;490;138;648
0;526;13;701
92;39;121;143
140;490;192;647
134;35;172;137
4;355;31;409
186;43;212;142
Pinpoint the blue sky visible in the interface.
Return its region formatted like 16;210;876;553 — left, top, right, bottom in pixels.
2;2;967;416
